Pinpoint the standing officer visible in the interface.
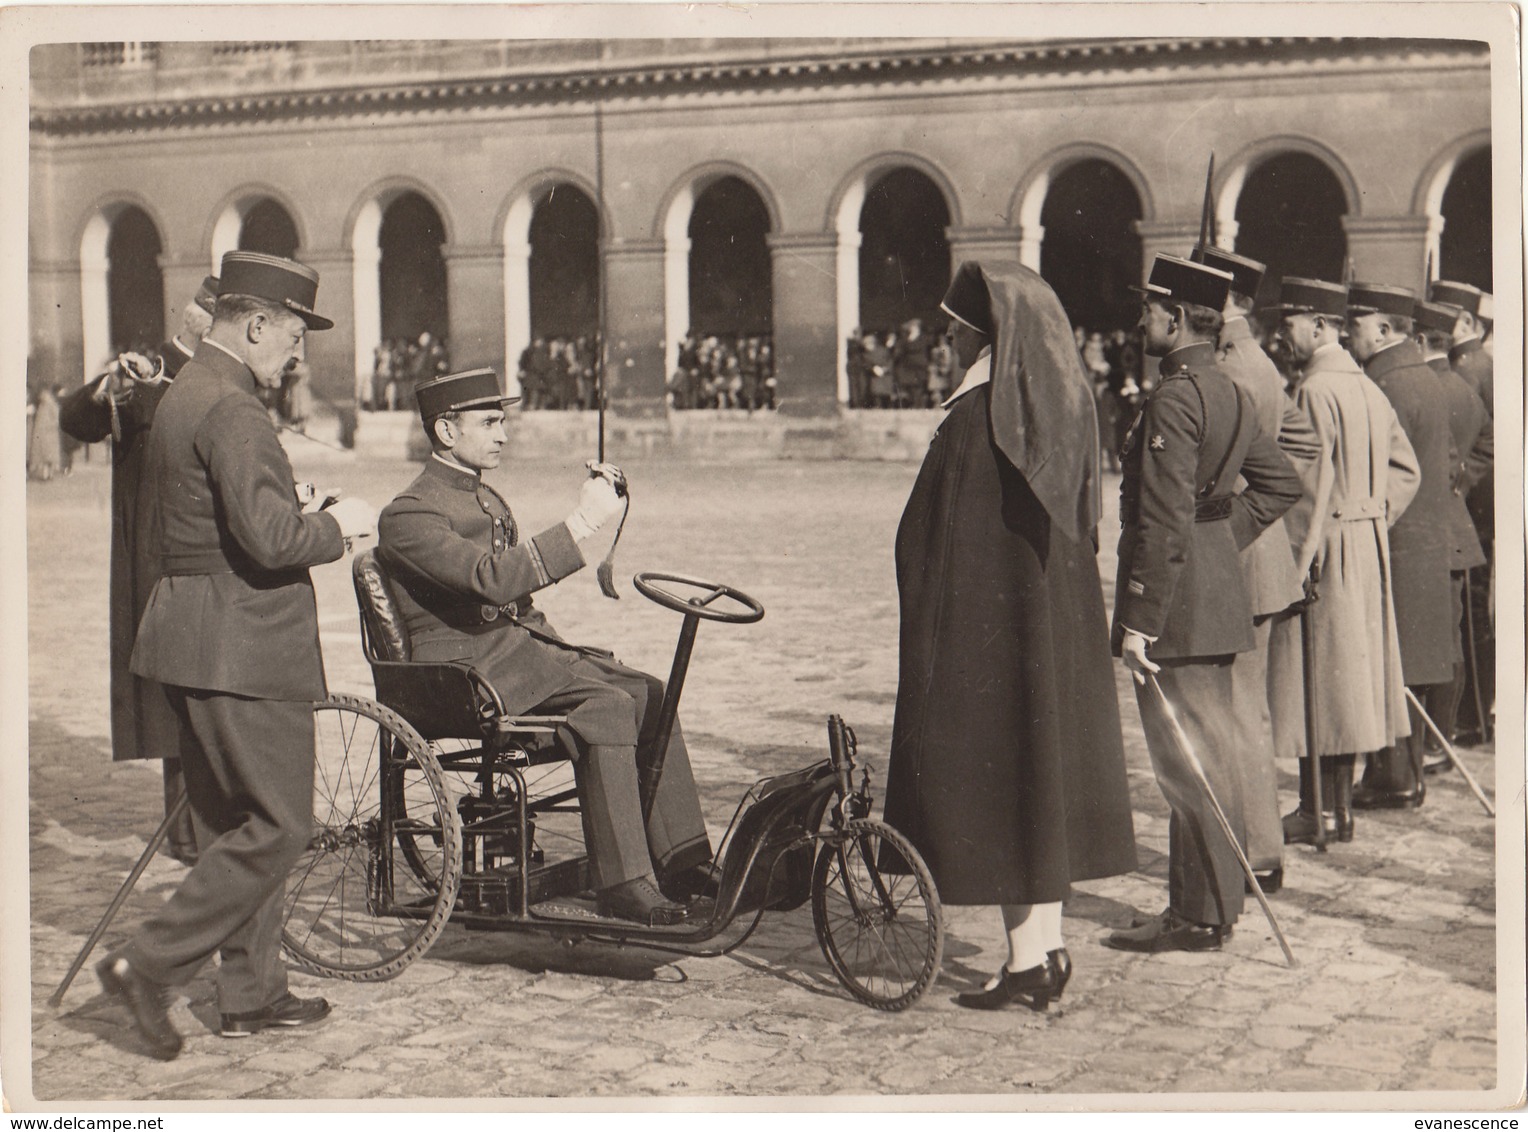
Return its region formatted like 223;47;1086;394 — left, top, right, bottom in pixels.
1430;280;1495;743
1201;246;1319;893
1345;284;1455;809
59;274;219;866
1413;298;1492;765
1265;279;1418;845
97;252;377;1061
1105;255;1301;955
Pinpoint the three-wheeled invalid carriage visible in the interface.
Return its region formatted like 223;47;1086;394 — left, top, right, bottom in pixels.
280;553;943;1011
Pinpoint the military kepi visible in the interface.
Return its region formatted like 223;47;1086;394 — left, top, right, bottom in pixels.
1429;280;1483;315
218;250;332;330
1413;299;1460;334
1194;246;1266;299
415;368;520;423
193;274;221;315
940;261;994;336
1135;254;1233;311
1346;282;1415;318
1265;277;1348;318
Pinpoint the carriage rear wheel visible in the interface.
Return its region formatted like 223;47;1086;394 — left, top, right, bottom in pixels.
282;694;462;981
810;819;942;1011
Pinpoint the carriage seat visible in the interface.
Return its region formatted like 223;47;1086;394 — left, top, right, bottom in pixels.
351;549;564;752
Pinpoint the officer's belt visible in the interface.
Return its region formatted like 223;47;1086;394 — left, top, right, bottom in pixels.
1194;495;1234;522
431;601;522;630
1331;496;1385;522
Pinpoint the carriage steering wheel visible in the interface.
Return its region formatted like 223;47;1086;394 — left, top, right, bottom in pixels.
632;572;765;624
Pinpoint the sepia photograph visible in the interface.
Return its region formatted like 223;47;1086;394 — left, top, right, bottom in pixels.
3;2;1523;1114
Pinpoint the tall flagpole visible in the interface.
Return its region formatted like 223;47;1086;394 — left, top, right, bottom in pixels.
594;60;607;464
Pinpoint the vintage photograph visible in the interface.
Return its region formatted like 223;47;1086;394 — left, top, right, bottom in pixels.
5;3;1523;1112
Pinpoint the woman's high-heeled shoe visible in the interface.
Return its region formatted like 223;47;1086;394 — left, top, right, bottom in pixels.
1047;947;1072;1000
955;959;1055;1012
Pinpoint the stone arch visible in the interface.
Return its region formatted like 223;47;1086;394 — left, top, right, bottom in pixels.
203;183;309;273
1010;142;1156;258
76;193;171;378
1414;130;1491;286
1217;135;1362;245
655;161;781;382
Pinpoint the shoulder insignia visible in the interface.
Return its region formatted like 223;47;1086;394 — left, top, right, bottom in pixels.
1128;580;1146;595
1150;434;1166;451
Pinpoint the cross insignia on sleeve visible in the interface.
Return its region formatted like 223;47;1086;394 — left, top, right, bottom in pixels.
1149;434;1166;451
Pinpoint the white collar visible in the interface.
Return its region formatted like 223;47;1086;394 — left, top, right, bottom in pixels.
203;338;246;367
941;347;993;409
431;452;481;479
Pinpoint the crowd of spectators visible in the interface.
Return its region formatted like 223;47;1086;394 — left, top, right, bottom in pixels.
368;332;451;411
668;332;777;411
1076;325;1145;473
845;319;956;409
516;334;604;410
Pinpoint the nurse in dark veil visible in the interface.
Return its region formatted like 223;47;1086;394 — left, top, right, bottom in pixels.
882;261;1137;1011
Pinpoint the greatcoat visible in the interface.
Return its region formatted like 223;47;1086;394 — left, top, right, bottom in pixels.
1362;341;1457;687
1270;342;1419;758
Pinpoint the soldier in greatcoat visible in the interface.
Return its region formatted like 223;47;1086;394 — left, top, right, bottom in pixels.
1344;284;1456;809
1201;247;1320;893
97;253;378;1060
1412;298;1492;766
1104;255;1301;956
1265;278;1419;846
58;274;220;866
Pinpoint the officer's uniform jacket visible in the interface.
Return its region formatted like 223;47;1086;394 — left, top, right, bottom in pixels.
1362;340;1458;686
1216;316;1316;617
1112;342;1302;661
59;339;194;761
130;342;345;700
1449;336;1494;417
377;456;592;715
1426;354;1490;572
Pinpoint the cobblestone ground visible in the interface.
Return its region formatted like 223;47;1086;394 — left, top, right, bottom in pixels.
21;451;1511;1105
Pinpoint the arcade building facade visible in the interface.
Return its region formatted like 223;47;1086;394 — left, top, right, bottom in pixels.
29;37;1491;435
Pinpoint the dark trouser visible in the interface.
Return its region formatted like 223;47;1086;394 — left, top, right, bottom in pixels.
161;759;197;860
1428;571;1469;746
1229;618;1282;872
124;690;314;1014
1135;659;1246;927
534;656;712;891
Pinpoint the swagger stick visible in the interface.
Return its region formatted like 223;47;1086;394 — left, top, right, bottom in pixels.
1145;675;1297;967
590;72;629;600
1300;566;1327;850
1405;687;1495;817
50;790;191;1006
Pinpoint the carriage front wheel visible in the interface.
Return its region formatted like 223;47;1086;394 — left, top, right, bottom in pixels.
281;694;462;981
810;819;942;1011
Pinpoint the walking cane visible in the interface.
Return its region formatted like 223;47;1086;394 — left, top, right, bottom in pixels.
1299;567;1327;851
1461;571;1490;744
1404;687;1495;817
50;790;190;1006
1145;675;1298;968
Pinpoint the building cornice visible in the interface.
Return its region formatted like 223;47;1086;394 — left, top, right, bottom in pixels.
31;37;1488;138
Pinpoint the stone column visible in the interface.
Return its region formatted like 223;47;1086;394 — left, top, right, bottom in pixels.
1342;215;1433;293
293;247;359;424
1133;220;1201;277
443;243;506;379
768;232;839;416
1017;223;1044;272
29;258;84;390
602;237;667;414
946;226;1022;267
502;235;531;400
662;235;691;384
833;229;861;404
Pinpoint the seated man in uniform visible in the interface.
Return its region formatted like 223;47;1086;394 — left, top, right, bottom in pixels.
377;369;714;926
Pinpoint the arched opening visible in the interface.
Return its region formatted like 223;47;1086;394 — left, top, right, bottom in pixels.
1233;152;1349;309
1039;159;1143;334
238;198;300;259
529;184;600;341
106;206;164;354
857;167;951;336
687;175;772;339
379;191;449;348
1439;147;1491;290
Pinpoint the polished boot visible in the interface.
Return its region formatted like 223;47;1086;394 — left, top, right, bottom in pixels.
1352;746;1424;810
1282;757;1337;846
1047;948;1072;1000
1246;866;1283;896
596;876;691;926
97;955;182;1061
1332;753;1356;842
1104;909;1231;953
956;958;1056;1012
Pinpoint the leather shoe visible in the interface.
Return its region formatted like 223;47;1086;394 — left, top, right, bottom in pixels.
97;955;182;1061
1282;807;1338;846
1047;947;1072;1000
956;959;1056;1011
660;862;722;903
220;992;331;1037
1422;750;1452;776
596;876;690;926
1104;910;1231;954
1247;867;1283;896
1350;781;1424;810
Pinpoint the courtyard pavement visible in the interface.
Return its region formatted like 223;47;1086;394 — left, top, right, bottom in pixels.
15;450;1518;1107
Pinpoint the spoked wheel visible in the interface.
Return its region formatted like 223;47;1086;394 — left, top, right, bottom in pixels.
811;819;943;1011
282;694;462;981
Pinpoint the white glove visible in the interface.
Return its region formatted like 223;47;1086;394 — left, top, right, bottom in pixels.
565;474;623;542
324;497;378;546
